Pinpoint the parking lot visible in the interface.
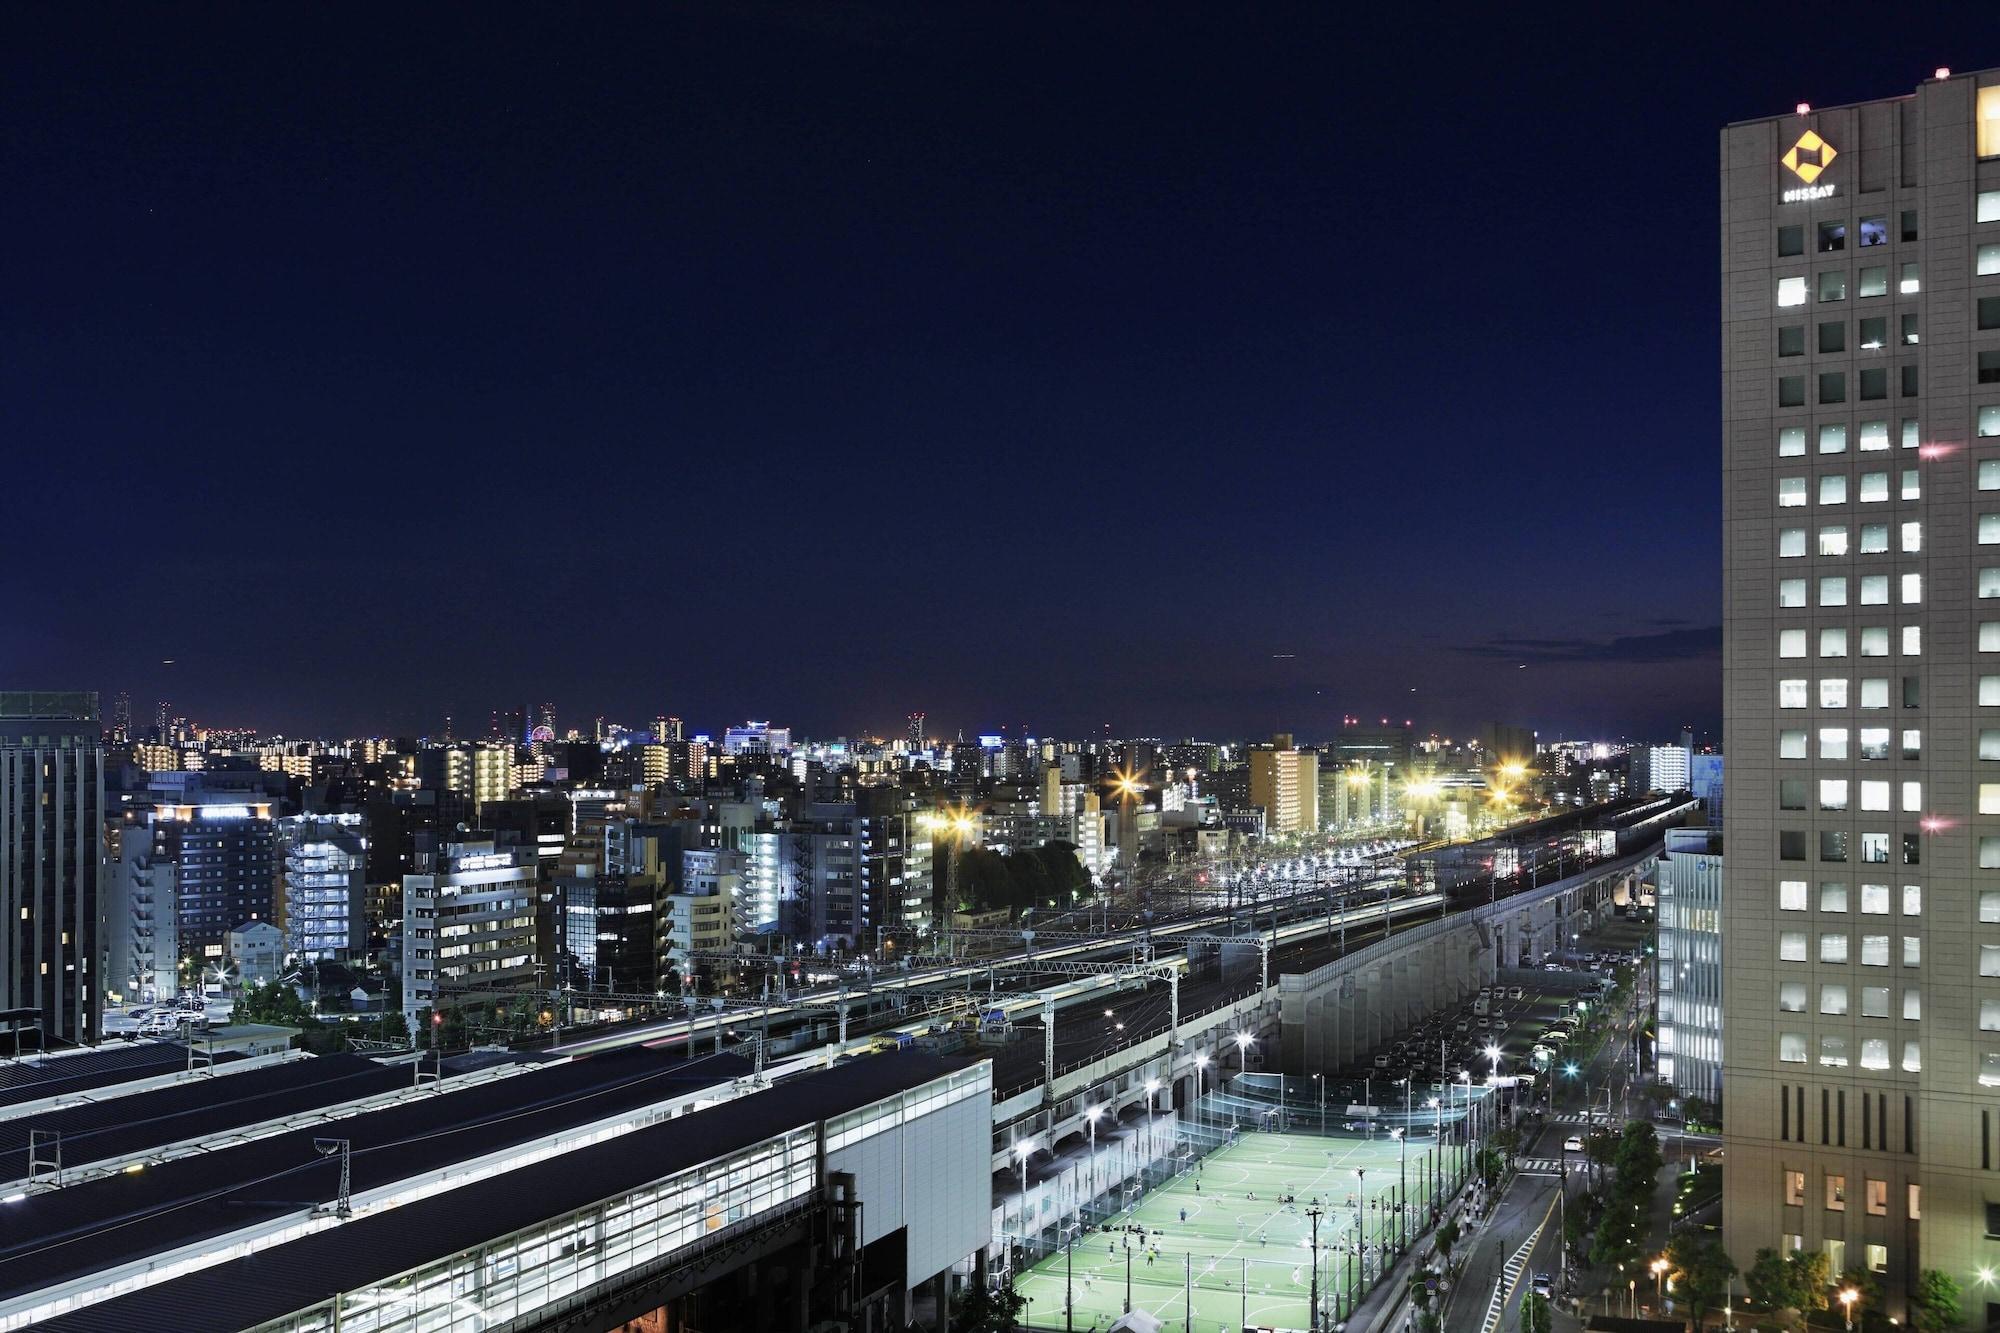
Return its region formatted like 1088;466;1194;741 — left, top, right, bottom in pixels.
1327;926;1653;1097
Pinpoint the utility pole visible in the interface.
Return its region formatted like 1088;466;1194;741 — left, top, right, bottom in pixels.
1307;1204;1324;1333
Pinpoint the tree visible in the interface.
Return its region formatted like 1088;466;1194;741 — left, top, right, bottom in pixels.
1435;1218;1461;1264
1476;1146;1505;1190
949;1280;1026;1333
1583;1129;1620;1187
1909;1268;1962;1333
1746;1248;1798;1326
1614;1122;1664;1188
1667;1232;1737;1327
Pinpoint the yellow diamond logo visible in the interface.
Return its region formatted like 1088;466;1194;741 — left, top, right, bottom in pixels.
1781;130;1836;184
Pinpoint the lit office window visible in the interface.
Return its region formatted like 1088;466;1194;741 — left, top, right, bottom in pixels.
1780;527;1806;557
1901;521;1922;553
1858;420;1889;451
1780;1031;1807;1062
1819;424;1848;453
1780;931;1808;961
1779;981;1806;1012
1780;879;1808;911
1780;425;1807;456
1858;265;1888;298
1820;1036;1850;1067
1820;984;1848;1014
1779;629;1807;659
1862;986;1890;1017
1819;628;1847;657
1778;275;1809;307
1779;476;1807;507
1820;525;1848;555
1779;578;1807;607
1859;627;1888;658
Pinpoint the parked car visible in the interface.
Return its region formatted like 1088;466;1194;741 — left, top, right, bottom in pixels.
1563;1135;1584;1153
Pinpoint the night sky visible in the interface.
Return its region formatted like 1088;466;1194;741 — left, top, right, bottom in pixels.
7;4;1997;744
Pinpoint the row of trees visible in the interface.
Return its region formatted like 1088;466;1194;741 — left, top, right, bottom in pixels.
1744;1248;1960;1332
955;841;1092;916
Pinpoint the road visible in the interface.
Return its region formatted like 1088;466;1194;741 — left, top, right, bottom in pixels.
1445;942;1654;1332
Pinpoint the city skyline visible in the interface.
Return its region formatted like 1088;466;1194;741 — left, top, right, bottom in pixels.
25;9;1996;740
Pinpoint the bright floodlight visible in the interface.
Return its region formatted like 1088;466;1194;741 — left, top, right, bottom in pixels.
1426;1097;1439;1109
1085;1105;1103;1122
1564;1062;1580;1077
1015;1139;1035;1160
1145;1078;1160;1093
1838;1288;1857;1307
1484;1045;1501;1061
1194;1051;1210;1068
1234;1032;1253;1049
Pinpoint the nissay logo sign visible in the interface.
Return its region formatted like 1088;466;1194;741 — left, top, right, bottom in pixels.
1782;130;1837;202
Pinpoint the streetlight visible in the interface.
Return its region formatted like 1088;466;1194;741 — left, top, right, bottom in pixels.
1234;1030;1254;1078
1838;1286;1859;1333
1085;1103;1103;1155
1144;1077;1160;1133
1194;1052;1210;1127
1651;1256;1668;1305
1014;1138;1036;1196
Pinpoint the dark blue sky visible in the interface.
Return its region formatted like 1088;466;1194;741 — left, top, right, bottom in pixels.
5;4;1996;743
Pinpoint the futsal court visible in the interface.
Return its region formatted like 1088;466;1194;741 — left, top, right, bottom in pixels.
1014;1126;1448;1332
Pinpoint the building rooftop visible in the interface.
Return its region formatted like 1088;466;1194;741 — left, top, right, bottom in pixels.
0;1052;407;1183
0;1041;243;1112
0;1044;754;1305
27;1050;981;1333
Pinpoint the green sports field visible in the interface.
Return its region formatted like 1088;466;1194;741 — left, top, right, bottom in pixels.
1014;1129;1452;1333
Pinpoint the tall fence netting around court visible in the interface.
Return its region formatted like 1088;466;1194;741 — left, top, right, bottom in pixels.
1004;1072;1497;1332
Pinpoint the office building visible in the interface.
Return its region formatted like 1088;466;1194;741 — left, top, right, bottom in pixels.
1248;735;1319;836
401;837;537;1028
1;693;105;1045
1721;72;2000;1319
1657;826;1725;1104
112;791;277;981
660;847;744;989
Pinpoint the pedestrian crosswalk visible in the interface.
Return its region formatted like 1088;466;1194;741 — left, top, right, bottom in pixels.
1514;1157;1563;1173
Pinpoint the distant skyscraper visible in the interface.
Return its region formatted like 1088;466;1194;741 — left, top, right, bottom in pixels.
110;691;131;743
908;712;926;748
1;691;105;1046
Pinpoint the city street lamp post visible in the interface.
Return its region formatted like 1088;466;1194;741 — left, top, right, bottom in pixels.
1839;1286;1859;1333
1353;1168;1368;1287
